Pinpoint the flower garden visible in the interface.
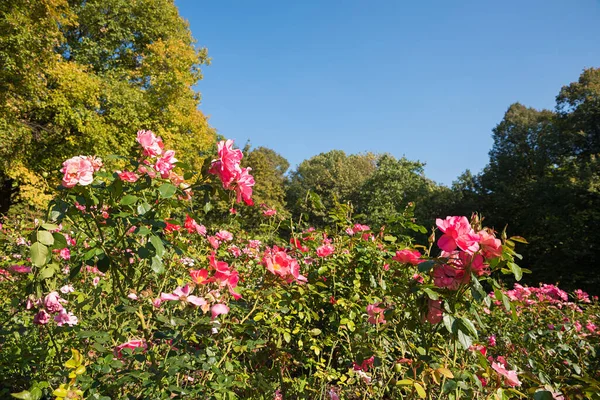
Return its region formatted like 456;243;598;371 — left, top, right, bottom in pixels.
1;131;599;399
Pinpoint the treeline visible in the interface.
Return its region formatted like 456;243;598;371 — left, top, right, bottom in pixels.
1;2;598;292
244;68;600;294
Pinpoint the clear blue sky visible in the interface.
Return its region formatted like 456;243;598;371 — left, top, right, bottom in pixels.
175;0;600;186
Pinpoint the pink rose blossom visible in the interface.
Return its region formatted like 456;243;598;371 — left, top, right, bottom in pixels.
33;310;51;325
160;284;206;307
491;362;521;387
436;216;480;254
211;303;230;320
10;265;31;274
54;309;78;326
366;303;386;324
392;249;422;265
215;230;233;241
59;285;74;294
60;156;97;188
136;130;164;157
59;248;71;260
44;291;65;314
117;171;140;182
425;299;443;324
316;244;335;258
262;208;277;216
184;215;206;236
154;150;177;178
115;339;147;359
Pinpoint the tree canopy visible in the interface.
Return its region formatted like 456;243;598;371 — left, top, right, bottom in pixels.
0;0;214;212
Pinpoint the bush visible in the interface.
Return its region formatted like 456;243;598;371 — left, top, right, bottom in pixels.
1;131;598;399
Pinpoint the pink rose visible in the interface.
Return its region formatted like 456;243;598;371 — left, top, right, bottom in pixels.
60;156;96;188
211;303;230;320
392;249;422;265
44;291;65;314
316;244;335;258
136;130;164;157
115;339;147;358
117;171;140;182
154;150;177;179
54;309;78;326
33;310;51;325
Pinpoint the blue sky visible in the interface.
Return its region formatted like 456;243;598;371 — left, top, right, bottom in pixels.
175;0;600;185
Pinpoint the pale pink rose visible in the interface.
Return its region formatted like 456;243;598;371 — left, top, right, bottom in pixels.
215;230;233;241
86;156;103;171
478;230;502;258
136;130;164;157
154;150;177;178
208;236;221;249
59;285;74;294
491;362;521;387
160;285;206;307
127;293;138;300
92;276;100;286
60;156;96;188
33;310;51;325
211;303;230;320
54;309;78;326
44;291;65;314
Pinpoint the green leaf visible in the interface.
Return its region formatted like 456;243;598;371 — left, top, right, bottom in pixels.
30;242;48;267
39;267;55;280
418;260;435;273
52;233;68;249
158;183;177;198
422;288;439;300
41;223;59;231
459;317;478;339
137;202;152;215
10;390;32;399
150;235;165;257
457;329;472;349
37;231;54;246
508;262;523;281
533;391;554;400
151;256;164;274
383;235;397;243
120;195;138;205
283;332;291;343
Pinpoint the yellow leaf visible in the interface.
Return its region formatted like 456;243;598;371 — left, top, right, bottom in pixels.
437;367;454;379
414;382;426;399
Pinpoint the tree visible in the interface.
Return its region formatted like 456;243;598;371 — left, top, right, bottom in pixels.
240;145;290;224
354;154;440;231
0;0;214;213
285;150;377;225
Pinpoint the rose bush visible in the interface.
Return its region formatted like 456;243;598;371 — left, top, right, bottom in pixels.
0;131;598;399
